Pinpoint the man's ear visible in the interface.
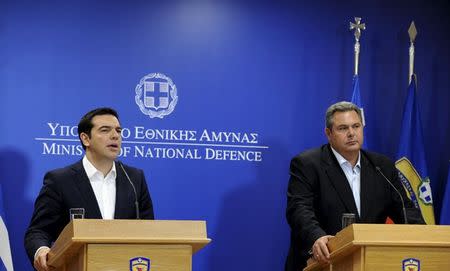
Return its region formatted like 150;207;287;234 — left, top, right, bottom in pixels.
325;127;332;140
80;133;90;148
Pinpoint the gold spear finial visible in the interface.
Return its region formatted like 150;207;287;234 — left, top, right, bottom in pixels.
408;21;417;83
408;21;417;43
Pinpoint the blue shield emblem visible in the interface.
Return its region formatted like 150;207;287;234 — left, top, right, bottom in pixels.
402;258;420;271
135;72;178;119
143;81;169;110
129;257;151;271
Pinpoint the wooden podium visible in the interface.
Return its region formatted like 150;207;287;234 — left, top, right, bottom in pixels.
47;219;211;271
305;224;450;271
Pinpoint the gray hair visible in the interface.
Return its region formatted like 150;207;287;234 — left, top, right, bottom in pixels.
325;101;362;129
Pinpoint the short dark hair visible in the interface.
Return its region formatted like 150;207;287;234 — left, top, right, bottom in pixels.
78;107;119;150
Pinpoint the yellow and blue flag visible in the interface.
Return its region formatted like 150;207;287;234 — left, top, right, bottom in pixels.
439;164;450;225
0;184;14;271
395;75;435;224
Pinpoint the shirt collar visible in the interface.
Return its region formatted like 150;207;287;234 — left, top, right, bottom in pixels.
82;156;117;179
330;146;361;169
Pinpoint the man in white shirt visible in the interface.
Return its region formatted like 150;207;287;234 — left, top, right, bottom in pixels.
25;108;154;271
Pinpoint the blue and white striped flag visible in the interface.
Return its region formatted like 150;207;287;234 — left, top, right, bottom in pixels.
0;184;14;271
350;74;367;148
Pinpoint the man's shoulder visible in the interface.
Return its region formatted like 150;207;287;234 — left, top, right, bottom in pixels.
116;161;144;180
362;149;395;167
294;144;328;158
45;160;82;178
117;161;142;173
291;144;329;165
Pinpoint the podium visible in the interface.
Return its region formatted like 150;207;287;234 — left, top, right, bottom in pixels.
47;219;211;271
305;224;450;271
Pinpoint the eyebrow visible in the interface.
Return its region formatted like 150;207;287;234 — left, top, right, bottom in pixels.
336;123;361;128
97;125;122;130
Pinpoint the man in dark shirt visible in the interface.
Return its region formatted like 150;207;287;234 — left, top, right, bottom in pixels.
25;107;154;271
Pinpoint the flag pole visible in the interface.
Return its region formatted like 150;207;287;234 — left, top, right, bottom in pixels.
349;17;366;127
408;21;417;83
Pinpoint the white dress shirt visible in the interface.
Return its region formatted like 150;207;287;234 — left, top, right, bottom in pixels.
331;147;361;216
82;156;117;219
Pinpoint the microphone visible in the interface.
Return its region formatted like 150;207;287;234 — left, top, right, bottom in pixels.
118;161;140;219
374;166;408;224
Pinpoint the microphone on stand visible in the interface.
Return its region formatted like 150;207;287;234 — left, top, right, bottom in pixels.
118;161;140;219
375;166;408;224
363;153;408;224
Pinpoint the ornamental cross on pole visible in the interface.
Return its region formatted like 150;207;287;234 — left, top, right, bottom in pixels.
349;17;366;75
350;17;366;42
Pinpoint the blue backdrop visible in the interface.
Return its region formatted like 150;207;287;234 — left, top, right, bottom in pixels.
1;1;449;270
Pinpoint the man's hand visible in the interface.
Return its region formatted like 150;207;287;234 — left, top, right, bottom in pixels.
312;235;334;264
34;247;51;271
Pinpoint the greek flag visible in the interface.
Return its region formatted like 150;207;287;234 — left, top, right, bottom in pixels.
350;75;367;148
0;184;14;271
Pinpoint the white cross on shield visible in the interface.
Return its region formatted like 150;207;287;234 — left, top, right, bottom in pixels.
144;81;169;110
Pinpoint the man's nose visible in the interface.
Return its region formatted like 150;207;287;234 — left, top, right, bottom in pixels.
347;127;355;137
110;130;121;139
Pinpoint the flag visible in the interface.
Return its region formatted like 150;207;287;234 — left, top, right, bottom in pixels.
350;74;368;151
350;75;366;127
439;164;450;225
0;184;14;271
395;74;435;224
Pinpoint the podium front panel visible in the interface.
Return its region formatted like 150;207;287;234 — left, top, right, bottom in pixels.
365;246;450;271
86;244;192;271
331;248;364;271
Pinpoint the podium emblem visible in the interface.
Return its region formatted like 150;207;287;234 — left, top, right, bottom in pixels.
130;257;151;271
402;258;420;271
